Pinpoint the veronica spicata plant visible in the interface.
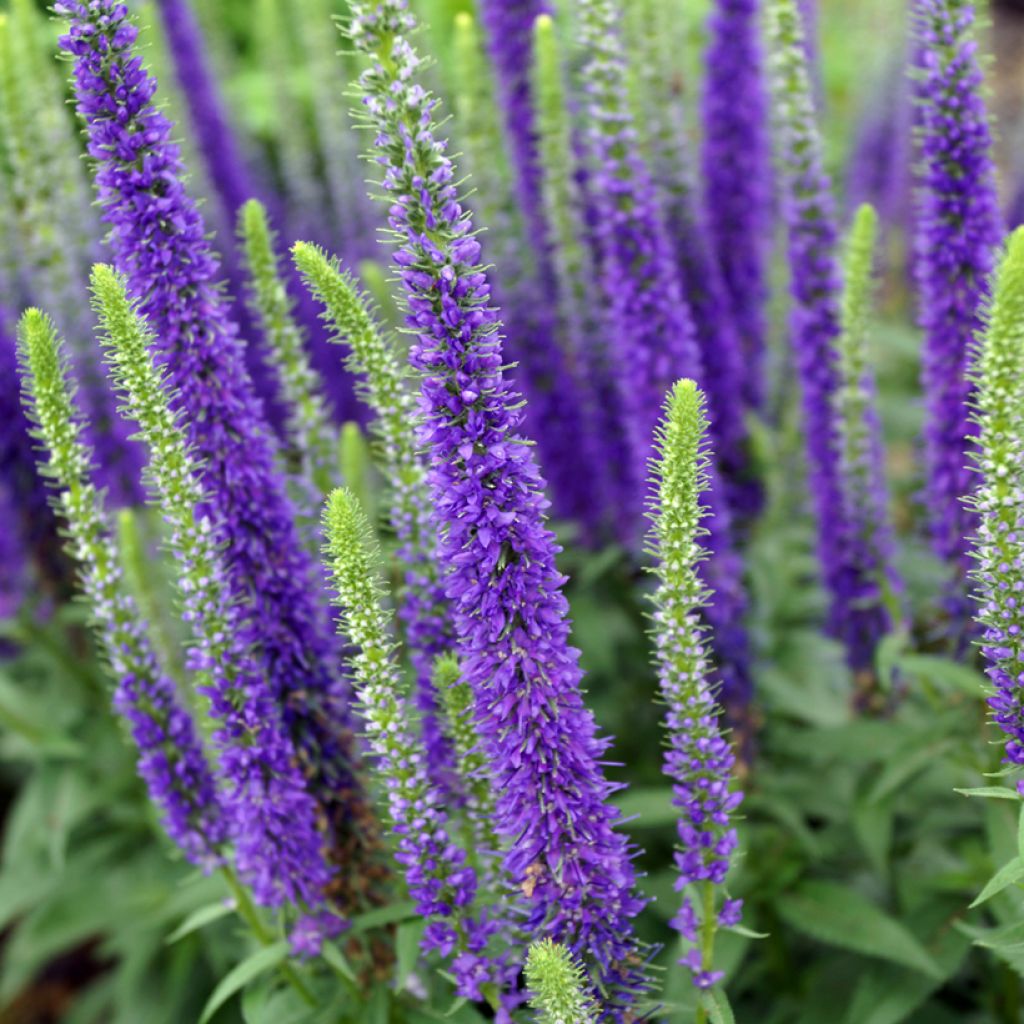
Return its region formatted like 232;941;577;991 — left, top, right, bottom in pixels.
347;0;647;1008
647;379;744;998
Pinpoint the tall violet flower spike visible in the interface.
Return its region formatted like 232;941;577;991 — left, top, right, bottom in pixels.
17;308;224;867
91;266;333;924
646;379;743;992
967;227;1024;795
58;1;385;920
913;0;1002;585
348;0;647;1008
700;0;772;411
323;489;500;1000
576;0;702;536
834;204;903;683
767;0;867;656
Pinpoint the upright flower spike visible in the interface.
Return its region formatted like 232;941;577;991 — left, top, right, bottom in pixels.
450;11;598;532
348;0;647;1008
0;9;141;505
912;0;1002;586
476;0;552;254
435;654;501;882
835;205;903;681
239;201;337;501
90;266;334;925
293;242;459;799
767;0;868;652
967;227;1024;795
575;0;702;534
153;0;358;424
647;379;743;993
0;311;69;599
524;940;599;1024
701;0;772;411
58;1;385;921
16;308;224;867
323;489;501;1000
623;0;755;521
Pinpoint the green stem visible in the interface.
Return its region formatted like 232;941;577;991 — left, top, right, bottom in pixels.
695;881;717;1024
220;866;317;1007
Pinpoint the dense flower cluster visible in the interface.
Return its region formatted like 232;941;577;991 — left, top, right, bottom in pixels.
17;308;224;867
647;380;743;990
57;0;383;917
349;0;647;1008
913;0;1002;579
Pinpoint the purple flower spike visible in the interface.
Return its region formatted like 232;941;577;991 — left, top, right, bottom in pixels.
349;1;647;1010
58;0;384;917
912;0;1002;584
701;0;773;412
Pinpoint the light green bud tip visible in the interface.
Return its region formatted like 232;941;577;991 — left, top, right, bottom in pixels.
17;308;61;390
661;377;706;480
241;198;271;251
323;486;380;586
524;939;597;1024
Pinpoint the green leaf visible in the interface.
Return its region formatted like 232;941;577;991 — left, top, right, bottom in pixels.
1017;804;1024;860
775;881;941;978
395;918;426;991
615;786;676;827
165;899;235;944
954;786;1021;801
894;653;986;698
970;857;1024;909
349;899;418;934
198;941;289;1024
698;986;736;1024
319;940;356;982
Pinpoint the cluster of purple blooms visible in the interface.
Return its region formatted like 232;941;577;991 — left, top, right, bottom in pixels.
3;0;1024;1014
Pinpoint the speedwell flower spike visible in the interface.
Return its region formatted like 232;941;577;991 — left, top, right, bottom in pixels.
239;201;338;502
16;307;225;868
913;0;1002;591
835;204;903;680
322;488;503;1000
768;0;879;661
293;242;460;800
646;379;743;991
347;0;647;1010
89;266;334;928
58;1;383;918
967;227;1024;795
701;0;772;411
524;939;599;1024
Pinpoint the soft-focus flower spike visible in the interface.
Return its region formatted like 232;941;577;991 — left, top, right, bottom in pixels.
323;489;503;999
240;201;338;501
90;266;334;925
253;0;325;235
450;11;597;532
834;204;903;682
1;311;69;601
767;0;876;658
646;378;743;991
295;0;377;264
16;307;225;867
575;0;700;537
347;2;647;1009
701;0;773;412
58;0;384;920
476;0;551;253
293;243;459;799
0;10;141;506
912;0;1002;591
524;939;599;1024
435;654;501;883
152;0;357;425
623;0;756;522
967;227;1024;795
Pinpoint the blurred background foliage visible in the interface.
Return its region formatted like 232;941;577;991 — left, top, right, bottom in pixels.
4;0;1024;1021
